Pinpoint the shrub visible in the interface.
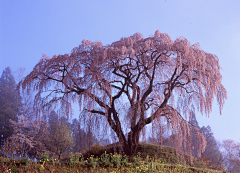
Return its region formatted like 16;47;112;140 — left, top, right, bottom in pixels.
69;152;84;163
144;155;150;164
122;155;129;166
100;151;111;167
49;157;55;162
83;143;105;158
87;155;99;168
20;158;30;167
111;153;121;167
40;152;49;162
134;152;142;166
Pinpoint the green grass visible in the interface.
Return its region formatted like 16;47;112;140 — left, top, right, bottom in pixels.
0;142;226;172
79;142;225;172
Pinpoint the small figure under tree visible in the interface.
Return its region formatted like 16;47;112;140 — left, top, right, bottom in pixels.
20;30;227;160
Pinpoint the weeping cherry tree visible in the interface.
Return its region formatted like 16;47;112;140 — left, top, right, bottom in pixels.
20;30;227;161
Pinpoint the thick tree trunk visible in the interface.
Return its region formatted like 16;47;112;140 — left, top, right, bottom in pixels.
107;106;144;156
121;129;141;155
112;126;141;156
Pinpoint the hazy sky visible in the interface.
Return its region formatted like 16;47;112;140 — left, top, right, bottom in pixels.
1;0;240;142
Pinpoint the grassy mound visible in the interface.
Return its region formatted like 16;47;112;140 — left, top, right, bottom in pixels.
75;142;225;172
0;142;225;172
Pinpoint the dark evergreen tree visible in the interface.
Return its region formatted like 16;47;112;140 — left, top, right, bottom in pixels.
48;110;71;132
188;112;201;157
200;126;223;168
0;67;22;146
189;113;223;168
188;112;200;129
71;118;98;153
48;110;59;133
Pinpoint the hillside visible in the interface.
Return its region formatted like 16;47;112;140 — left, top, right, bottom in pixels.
77;142;225;172
0;142;225;172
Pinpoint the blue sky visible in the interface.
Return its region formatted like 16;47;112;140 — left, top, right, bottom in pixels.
1;0;240;142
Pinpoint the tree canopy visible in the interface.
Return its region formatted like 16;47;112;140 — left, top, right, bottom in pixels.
20;30;227;159
9;116;49;157
43;122;74;159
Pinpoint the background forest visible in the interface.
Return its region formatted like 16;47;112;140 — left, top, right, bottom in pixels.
0;67;98;160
